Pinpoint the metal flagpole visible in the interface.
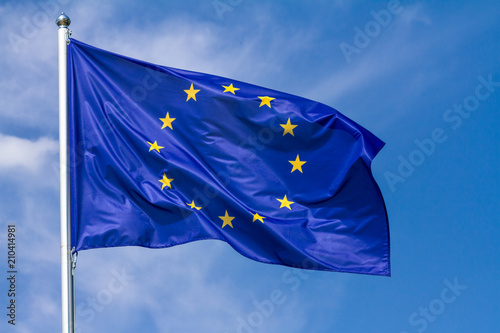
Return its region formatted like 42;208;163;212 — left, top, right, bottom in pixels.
56;13;75;333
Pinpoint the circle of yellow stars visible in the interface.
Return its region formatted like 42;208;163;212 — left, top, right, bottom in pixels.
145;82;308;229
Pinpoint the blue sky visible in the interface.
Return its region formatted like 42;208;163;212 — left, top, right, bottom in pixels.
0;0;499;332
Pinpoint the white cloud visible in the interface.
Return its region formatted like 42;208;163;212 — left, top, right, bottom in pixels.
68;1;318;87
307;4;432;103
0;134;58;171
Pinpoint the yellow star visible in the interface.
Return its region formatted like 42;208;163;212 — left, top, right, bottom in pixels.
289;154;306;173
186;200;202;210
252;213;266;223
158;173;174;190
277;195;294;210
258;96;275;108
159;112;176;130
147;141;164;153
184;83;200;101
222;83;240;94
219;210;235;228
280;118;297;136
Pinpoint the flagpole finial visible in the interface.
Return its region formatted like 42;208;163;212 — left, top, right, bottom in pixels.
56;12;71;28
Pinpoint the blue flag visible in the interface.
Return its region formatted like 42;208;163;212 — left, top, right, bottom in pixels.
68;39;390;276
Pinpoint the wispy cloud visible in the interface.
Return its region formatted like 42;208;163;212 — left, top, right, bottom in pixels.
71;1;318;86
307;4;433;104
0;134;58;171
0;3;60;131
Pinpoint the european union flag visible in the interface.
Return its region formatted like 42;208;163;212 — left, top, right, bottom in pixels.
68;39;390;276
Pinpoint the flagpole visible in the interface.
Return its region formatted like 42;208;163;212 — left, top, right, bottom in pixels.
56;13;75;333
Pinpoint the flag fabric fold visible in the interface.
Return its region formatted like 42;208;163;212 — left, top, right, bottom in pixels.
68;38;390;276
